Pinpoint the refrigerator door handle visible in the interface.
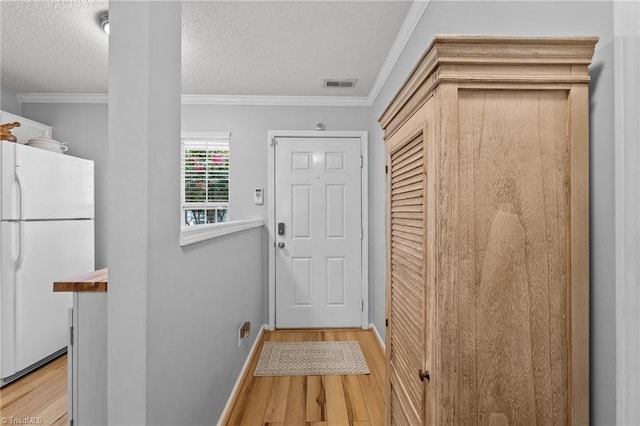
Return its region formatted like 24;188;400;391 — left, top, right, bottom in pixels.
15;149;24;219
15;221;25;271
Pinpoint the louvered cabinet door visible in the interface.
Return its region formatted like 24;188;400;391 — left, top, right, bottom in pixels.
387;128;427;426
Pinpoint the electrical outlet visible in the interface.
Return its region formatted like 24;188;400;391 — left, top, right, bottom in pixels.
237;322;251;347
241;321;251;338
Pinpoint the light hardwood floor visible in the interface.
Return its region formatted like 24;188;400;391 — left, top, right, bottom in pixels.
0;355;68;426
223;329;385;426
0;330;385;426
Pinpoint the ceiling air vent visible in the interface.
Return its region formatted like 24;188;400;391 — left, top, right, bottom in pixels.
323;79;357;88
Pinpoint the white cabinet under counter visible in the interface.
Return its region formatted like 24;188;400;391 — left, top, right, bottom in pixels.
54;269;107;426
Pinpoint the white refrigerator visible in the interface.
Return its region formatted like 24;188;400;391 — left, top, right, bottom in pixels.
0;141;94;386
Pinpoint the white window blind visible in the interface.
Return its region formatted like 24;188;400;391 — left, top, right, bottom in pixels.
181;133;230;226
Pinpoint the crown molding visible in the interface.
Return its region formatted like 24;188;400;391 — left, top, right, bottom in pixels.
367;0;430;106
17;93;109;104
17;93;371;107
180;94;370;107
16;2;429;108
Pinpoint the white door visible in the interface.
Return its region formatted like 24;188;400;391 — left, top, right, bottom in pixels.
275;137;362;328
1;219;94;377
1;142;94;220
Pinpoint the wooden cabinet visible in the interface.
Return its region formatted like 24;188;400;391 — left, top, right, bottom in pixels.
379;36;597;425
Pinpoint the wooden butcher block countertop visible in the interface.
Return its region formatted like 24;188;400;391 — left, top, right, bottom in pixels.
53;268;108;292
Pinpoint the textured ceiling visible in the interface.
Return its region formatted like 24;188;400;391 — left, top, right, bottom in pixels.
1;0;110;93
182;1;412;96
1;1;412;97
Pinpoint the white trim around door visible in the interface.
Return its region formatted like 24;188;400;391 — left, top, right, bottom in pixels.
267;131;369;330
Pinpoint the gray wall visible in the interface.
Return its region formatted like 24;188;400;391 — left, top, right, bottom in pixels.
369;1;615;424
181;104;371;223
147;226;265;424
21;103;108;269
19;102;371;331
1;86;21;115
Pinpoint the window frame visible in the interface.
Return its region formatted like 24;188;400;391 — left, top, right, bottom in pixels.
181;131;230;225
180;131;258;246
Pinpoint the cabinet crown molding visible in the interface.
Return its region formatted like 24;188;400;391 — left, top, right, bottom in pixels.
379;35;598;136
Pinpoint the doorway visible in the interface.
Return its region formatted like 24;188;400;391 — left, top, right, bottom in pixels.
267;131;368;329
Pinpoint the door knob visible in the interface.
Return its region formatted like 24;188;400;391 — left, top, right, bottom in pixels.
278;242;285;248
419;369;430;382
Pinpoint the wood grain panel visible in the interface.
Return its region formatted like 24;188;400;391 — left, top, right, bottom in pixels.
568;84;590;426
392;197;423;207
391;181;423;195
392;173;423;190
393;150;423;171
389;133;426;425
391;385;414;426
342;374;369;422
391;229;422;244
305;375;325;422
53;268;108;292
457;89;570;425
283;375;306;426
239;375;274;425
392;163;422;181
324;375;349;424
392;142;423;165
0;355;68;426
392;188;423;201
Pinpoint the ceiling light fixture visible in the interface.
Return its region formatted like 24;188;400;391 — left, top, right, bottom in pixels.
97;11;109;36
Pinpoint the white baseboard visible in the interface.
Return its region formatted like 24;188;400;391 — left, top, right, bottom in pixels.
369;323;386;352
217;324;267;426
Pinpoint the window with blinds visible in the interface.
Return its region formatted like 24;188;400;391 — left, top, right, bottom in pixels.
181;133;230;227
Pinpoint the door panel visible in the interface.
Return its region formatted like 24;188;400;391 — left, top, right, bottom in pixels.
292;257;311;305
275;137;362;328
457;90;570;424
388;132;426;424
326;185;345;238
326;257;345;305
292;185;311;238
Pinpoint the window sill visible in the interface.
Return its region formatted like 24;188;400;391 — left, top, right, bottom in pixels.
180;219;264;246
